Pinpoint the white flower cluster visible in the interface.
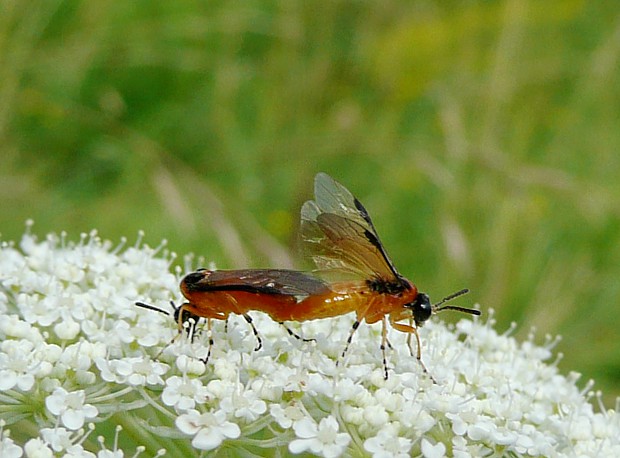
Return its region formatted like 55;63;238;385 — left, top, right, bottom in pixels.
0;226;618;457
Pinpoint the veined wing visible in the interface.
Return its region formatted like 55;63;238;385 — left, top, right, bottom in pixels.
300;173;401;282
184;269;330;297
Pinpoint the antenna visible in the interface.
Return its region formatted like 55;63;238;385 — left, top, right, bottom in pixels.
135;301;173;316
433;289;480;316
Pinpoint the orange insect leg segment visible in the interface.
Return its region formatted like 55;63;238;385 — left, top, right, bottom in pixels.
390;320;419;354
389;317;435;382
405;318;415;357
180;296;231;322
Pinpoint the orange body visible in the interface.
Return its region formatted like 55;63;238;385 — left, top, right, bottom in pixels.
180;273;419;326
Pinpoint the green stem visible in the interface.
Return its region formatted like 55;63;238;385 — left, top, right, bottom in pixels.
112;411;194;457
89;386;135;404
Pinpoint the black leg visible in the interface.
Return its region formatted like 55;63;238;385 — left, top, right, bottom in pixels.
243;314;262;351
279;322;315;342
200;318;214;365
380;317;389;379
337;320;360;367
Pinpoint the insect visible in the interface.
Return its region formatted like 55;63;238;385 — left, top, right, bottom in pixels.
136;269;330;363
136;172;480;379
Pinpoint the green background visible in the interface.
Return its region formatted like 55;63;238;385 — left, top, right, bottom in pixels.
1;0;619;404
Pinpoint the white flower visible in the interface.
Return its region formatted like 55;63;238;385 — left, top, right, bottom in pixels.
333;377;367;402
161;375;209;411
95;356;168;385
39;427;73;452
37;427;96;457
204;378;233;400
53;319;80;340
0;341;36;391
174;354;207;375
23;438;53;458
0;314;44;343
0;440;23;458
270;403;305;429
113;319;162;347
363;404;389;428
175;409;241;451
0;339;55;391
219;385;267;422
364;427;412;457
420;438;446;458
18;294;60;327
289;416;351;458
60;341;106;371
249;377;283;402
45;388;98;430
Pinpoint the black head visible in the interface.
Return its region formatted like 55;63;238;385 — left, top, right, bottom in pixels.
405;289;479;327
407;292;432;326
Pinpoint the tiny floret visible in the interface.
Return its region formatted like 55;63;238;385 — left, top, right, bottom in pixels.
364;427;412;457
289;416;351;457
161;376;209;411
175;410;241;451
45;388;98;430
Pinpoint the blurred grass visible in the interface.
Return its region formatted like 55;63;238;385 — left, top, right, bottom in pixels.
1;0;619;412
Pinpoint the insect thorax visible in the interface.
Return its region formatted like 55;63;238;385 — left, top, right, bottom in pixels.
366;276;410;295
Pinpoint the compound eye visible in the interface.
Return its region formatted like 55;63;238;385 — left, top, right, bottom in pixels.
408;292;432;326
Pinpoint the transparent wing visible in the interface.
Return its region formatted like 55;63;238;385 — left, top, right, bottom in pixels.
300;173;400;282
